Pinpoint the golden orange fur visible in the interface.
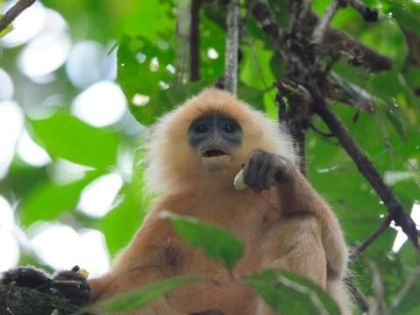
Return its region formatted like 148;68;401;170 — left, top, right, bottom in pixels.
88;88;351;315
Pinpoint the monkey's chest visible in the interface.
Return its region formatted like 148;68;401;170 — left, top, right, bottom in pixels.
185;193;282;275
166;197;281;315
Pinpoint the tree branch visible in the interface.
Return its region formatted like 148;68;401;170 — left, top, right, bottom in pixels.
289;0;313;34
391;266;420;309
0;0;36;33
368;261;390;315
224;0;240;95
323;28;392;72
344;276;369;313
0;283;80;315
349;216;392;261
250;0;392;73
276;82;312;175
325;74;375;113
311;92;419;250
346;0;378;22
189;0;202;82
312;0;343;46
249;1;288;61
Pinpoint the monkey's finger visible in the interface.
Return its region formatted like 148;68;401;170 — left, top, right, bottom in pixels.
273;156;292;183
244;150;267;193
244;154;263;193
255;154;273;191
266;163;278;187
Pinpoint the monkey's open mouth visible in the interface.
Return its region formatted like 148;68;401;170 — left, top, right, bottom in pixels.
202;149;228;158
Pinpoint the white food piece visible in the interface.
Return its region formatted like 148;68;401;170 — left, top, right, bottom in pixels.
233;169;247;190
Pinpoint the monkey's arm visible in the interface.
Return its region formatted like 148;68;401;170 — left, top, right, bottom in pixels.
243;150;348;278
244;150;351;315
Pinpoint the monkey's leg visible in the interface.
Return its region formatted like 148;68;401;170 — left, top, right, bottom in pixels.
256;213;327;315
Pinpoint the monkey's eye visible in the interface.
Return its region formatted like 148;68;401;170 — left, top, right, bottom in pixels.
223;124;236;133
194;124;208;133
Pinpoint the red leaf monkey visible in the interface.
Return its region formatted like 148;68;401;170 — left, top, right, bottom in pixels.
3;88;351;314
85;88;351;314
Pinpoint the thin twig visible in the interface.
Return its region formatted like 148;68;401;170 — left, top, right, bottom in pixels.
189;0;201;81
310;122;335;138
224;0;240;95
249;1;287;59
344;276;369;313
368;261;390;315
350;216;392;261
52;280;83;287
175;1;190;85
289;0;313;34
312;0;343;45
0;0;36;33
391;266;420;309
312;92;419;250
346;0;378;22
251;1;391;73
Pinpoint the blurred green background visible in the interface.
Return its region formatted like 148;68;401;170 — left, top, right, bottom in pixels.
0;0;419;314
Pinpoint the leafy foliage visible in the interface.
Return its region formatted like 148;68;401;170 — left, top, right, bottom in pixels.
246;269;341;315
95;275;205;313
20;170;103;227
163;212;244;271
29;112;119;169
0;0;419;314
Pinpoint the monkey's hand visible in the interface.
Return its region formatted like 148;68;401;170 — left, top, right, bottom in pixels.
243;149;294;193
52;265;91;306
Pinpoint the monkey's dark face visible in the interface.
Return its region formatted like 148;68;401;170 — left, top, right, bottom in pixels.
188;113;242;171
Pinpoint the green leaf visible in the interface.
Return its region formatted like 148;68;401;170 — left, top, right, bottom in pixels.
0;16;13;37
115;0;175;41
162;212;244;271
0;161;48;198
127;81;207;125
20;171;103;227
117;36;175;97
117;36;209;124
383;0;420;36
95;275;205;313
29;112;119;169
240;41;275;90
101;148;151;255
100;189;141;255
246;269;341;315
117;36;178;125
199;14;226;81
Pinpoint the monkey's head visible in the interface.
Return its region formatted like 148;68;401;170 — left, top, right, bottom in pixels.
145;88;296;194
188;111;242;172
